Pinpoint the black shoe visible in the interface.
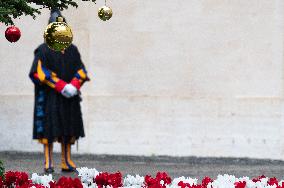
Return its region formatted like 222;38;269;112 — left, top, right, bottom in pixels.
61;167;77;172
44;167;54;174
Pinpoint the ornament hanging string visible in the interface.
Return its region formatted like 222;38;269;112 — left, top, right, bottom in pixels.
105;0;107;6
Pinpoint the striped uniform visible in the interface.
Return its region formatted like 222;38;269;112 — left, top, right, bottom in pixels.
29;43;90;171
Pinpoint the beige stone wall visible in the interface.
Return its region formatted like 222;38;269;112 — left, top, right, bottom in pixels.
0;0;284;159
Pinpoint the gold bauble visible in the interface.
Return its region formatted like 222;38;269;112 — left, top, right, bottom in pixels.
44;17;73;51
98;6;113;21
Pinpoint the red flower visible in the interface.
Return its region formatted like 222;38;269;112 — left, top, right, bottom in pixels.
234;181;246;188
4;171;30;187
55;176;83;188
108;172;123;188
201;176;213;188
178;181;202;188
94;172;109;187
156;172;172;185
5;171;17;186
1;171;46;188
144;172;172;188
268;177;278;186
29;184;47;188
15;184;44;188
94;172;122;188
277;182;284;188
49;181;56;188
252;175;266;182
144;175;159;187
0;176;3;188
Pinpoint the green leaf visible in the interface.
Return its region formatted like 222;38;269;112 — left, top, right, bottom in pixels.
0;0;96;25
0;160;4;179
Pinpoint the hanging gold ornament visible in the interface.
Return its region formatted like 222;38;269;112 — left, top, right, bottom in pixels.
44;17;73;51
98;6;113;21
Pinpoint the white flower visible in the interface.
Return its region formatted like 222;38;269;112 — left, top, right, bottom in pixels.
82;183;99;188
123;174;144;187
77;167;100;185
210;174;236;188
31;173;53;187
28;171;284;188
279;180;284;187
171;176;198;187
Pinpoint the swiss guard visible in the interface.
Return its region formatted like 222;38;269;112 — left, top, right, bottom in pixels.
29;9;89;173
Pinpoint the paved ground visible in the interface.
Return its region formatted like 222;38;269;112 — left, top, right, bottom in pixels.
1;151;284;181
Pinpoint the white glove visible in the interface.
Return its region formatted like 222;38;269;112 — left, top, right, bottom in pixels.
61;85;72;98
66;84;78;96
61;84;78;98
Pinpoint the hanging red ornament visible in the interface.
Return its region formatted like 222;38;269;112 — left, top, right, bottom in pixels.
5;26;21;43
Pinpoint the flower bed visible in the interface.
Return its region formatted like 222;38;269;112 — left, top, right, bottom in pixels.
0;167;284;188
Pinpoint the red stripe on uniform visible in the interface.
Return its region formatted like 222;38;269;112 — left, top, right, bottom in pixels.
70;79;81;90
55;80;67;92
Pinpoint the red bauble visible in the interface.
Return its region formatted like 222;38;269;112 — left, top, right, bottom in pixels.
5;26;21;43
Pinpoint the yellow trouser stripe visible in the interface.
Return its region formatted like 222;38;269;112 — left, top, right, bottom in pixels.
61;143;76;169
44;144;49;169
67;144;76;167
44;144;53;169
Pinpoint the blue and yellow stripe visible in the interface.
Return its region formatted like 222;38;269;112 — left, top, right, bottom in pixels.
36;60;61;88
61;143;76;170
44;143;53;169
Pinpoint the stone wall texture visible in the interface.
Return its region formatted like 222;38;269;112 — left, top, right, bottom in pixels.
1;0;284;159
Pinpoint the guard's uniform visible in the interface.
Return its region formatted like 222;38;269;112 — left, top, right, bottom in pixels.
29;43;89;172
